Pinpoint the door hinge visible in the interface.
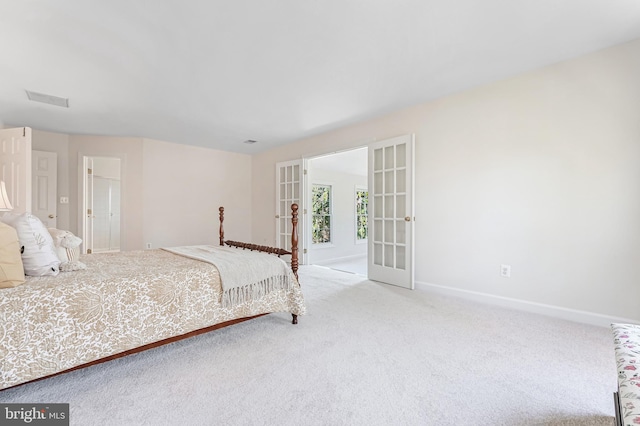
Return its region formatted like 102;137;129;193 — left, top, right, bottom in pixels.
303;209;307;214
303;169;307;175
303;248;307;254
87;249;92;254
87;208;92;215
87;168;92;175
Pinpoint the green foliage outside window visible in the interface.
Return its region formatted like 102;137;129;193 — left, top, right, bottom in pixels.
312;185;331;243
356;189;368;240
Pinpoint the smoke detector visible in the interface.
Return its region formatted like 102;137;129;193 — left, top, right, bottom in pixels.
25;90;69;108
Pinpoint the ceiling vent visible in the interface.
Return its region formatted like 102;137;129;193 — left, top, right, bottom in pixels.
25;90;69;108
243;139;258;144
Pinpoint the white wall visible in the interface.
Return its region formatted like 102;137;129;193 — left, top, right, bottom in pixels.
142;139;252;248
252;39;640;322
68;134;145;251
308;166;367;264
16;131;253;251
92;157;121;180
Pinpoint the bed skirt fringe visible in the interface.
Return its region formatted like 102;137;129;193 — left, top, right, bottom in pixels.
222;274;293;308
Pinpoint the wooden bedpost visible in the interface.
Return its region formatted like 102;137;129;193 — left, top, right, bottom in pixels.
291;203;299;325
219;207;224;246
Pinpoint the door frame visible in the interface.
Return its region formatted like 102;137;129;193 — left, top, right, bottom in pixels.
302;145;371;267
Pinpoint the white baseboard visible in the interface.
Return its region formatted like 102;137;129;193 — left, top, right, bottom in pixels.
415;280;639;328
313;254;367;266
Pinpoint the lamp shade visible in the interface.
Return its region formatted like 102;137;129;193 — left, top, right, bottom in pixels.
0;181;13;211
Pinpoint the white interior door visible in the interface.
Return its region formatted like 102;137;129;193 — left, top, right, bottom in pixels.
0;127;32;213
32;150;57;228
367;134;415;289
275;160;303;254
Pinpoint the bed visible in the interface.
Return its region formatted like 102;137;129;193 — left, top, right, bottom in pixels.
0;204;305;391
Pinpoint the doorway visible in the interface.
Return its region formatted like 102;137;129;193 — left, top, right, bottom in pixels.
306;147;368;275
303;134;415;289
82;156;121;253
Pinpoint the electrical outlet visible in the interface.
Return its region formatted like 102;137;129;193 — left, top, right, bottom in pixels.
500;264;511;278
146;243;152;249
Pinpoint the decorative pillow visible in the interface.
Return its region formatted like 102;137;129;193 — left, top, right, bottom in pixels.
48;228;86;272
0;213;60;276
0;222;26;288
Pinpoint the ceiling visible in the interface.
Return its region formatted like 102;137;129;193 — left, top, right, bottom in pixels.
1;1;640;154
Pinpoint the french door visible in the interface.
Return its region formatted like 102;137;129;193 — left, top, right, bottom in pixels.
275;160;304;259
367;134;415;289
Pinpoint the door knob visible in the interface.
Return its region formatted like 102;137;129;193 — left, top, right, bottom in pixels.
404;216;411;222
48;214;55;219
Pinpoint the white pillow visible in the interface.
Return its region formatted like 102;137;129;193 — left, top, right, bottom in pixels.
48;228;86;272
1;213;60;276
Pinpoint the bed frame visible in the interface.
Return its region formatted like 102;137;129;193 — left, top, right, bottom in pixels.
218;203;300;324
3;204;301;391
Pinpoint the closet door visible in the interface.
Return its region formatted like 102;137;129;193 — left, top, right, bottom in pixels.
92;177;120;252
110;180;121;251
92;176;111;252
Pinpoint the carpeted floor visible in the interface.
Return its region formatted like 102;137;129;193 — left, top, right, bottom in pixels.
0;266;617;425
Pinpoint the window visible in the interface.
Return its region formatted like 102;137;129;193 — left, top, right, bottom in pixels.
356;188;368;241
312;184;331;244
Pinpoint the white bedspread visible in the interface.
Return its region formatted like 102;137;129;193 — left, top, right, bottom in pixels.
162;245;297;308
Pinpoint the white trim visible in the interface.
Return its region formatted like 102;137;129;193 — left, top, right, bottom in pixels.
310;242;335;249
314;254;367;266
302;142;373;163
415;280;638;328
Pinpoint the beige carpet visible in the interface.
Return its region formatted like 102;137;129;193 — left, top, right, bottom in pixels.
0;266;617;425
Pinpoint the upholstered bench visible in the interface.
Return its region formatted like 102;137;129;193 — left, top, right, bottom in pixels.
611;323;640;426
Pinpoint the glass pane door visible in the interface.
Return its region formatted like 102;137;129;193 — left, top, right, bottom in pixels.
276;160;302;251
368;135;414;289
